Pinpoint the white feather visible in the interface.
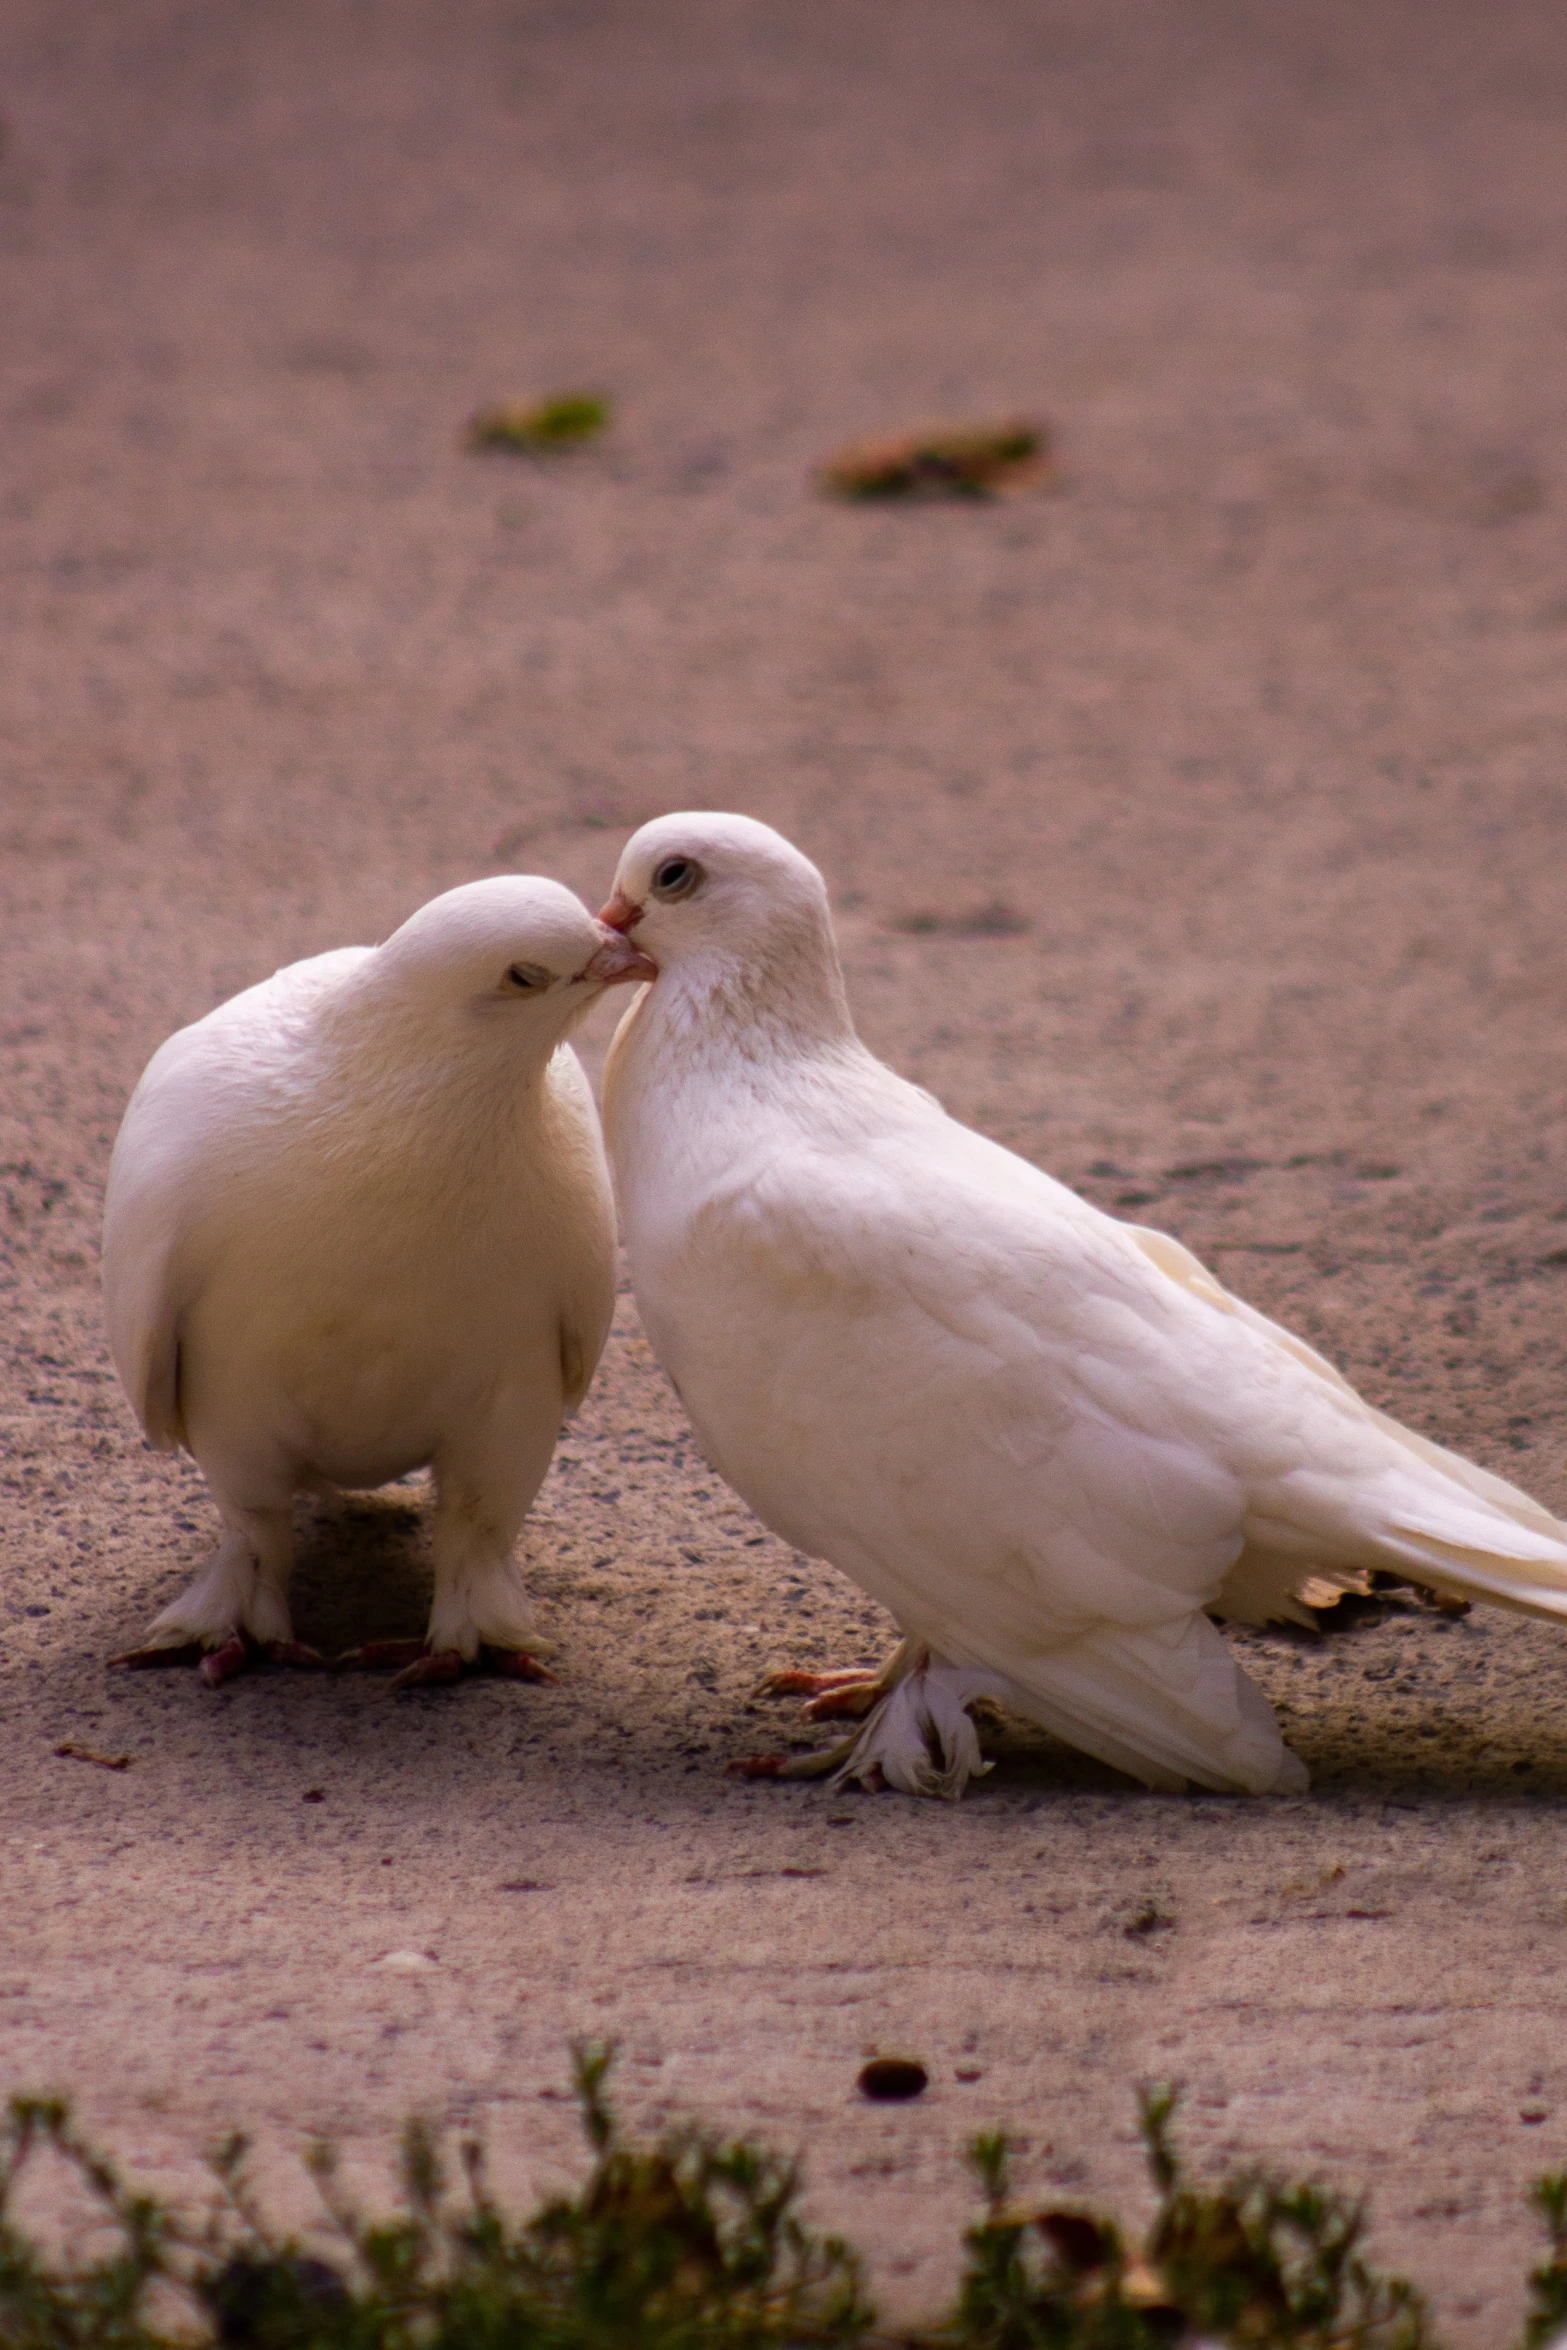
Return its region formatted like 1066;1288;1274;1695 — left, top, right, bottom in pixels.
601;812;1567;1797
103;876;631;1663
834;1663;1002;1800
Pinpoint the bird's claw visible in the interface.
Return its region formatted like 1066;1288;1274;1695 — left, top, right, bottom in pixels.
802;1681;885;1720
727;1739;858;1782
263;1639;327;1669
754;1666;876;1700
335;1640;554;1689
110;1640;206;1671
389;1648;465;1691
198;1633;252;1686
333;1638;429;1673
199;1634;327;1685
111;1634;324;1682
482;1646;555;1682
753;1665;886;1720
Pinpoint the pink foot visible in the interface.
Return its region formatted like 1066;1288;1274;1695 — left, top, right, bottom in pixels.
263;1639;328;1670
754;1666;888;1721
390;1648;464;1690
111;1635;323;1683
802;1681;886;1721
392;1646;553;1689
198;1634;326;1686
756;1667;877;1699
198;1633;251;1686
481;1646;555;1682
335;1640;554;1688
726;1739;856;1783
111;1641;205;1671
333;1637;428;1673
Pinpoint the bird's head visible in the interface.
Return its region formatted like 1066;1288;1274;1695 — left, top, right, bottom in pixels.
600;813;850;1046
375;875;655;1041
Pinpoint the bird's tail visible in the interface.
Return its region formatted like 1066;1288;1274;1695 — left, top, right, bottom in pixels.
975;1612;1306;1796
1223;1406;1567;1631
1364;1407;1567;1615
1134;1218;1567;1626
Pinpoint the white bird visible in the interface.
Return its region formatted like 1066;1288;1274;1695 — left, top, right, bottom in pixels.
103;876;653;1688
598;811;1567;1798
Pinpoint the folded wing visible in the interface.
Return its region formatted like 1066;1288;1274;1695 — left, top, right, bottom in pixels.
703;1106;1567;1791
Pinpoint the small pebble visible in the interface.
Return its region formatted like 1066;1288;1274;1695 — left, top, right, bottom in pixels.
858;2057;928;2101
204;2251;349;2343
1037;2211;1112;2272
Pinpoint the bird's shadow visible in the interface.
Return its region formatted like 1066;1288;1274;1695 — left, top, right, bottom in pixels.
970;1713;1567;1805
286;1488;433;1654
84;1503;1567;1813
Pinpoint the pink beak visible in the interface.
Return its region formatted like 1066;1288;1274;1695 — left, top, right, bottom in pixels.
598;888;643;934
577;923;657;986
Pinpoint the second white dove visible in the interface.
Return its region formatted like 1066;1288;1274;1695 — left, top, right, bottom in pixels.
598;811;1567;1798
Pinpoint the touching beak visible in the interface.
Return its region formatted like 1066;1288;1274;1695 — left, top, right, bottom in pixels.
576;925;658;987
598;888;643;934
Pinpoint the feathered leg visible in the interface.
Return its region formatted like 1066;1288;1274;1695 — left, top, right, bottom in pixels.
830;1659;1004;1798
733;1652;1001;1795
112;1504;323;1684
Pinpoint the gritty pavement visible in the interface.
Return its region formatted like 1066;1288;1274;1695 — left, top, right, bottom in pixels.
3;2;1567;2336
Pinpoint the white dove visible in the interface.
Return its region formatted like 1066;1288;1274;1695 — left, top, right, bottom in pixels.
103;876;653;1687
598;811;1567;1797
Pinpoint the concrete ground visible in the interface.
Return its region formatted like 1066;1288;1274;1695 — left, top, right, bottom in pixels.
3;1;1567;2334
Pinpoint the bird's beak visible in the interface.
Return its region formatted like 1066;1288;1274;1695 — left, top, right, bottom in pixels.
576;926;658;987
598;889;643;934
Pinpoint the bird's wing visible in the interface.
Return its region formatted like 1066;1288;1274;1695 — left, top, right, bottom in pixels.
101;948;370;1450
541;1046;618;1412
101;1170;186;1450
698;1107;1567;1641
690;1118;1256;1646
682;1108;1567;1793
102;1025;212;1450
677;1121;1312;1791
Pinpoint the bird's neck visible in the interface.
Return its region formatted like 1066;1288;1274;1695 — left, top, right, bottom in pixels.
637;933;858;1067
603;950;888;1180
308;998;562;1161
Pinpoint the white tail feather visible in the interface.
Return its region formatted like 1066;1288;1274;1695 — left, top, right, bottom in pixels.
988;1615;1307;1795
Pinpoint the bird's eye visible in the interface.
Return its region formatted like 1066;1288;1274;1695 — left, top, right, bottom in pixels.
650;855;704;902
506;961;552;992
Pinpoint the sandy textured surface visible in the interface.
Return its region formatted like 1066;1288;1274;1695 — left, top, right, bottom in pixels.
4;0;1567;2334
